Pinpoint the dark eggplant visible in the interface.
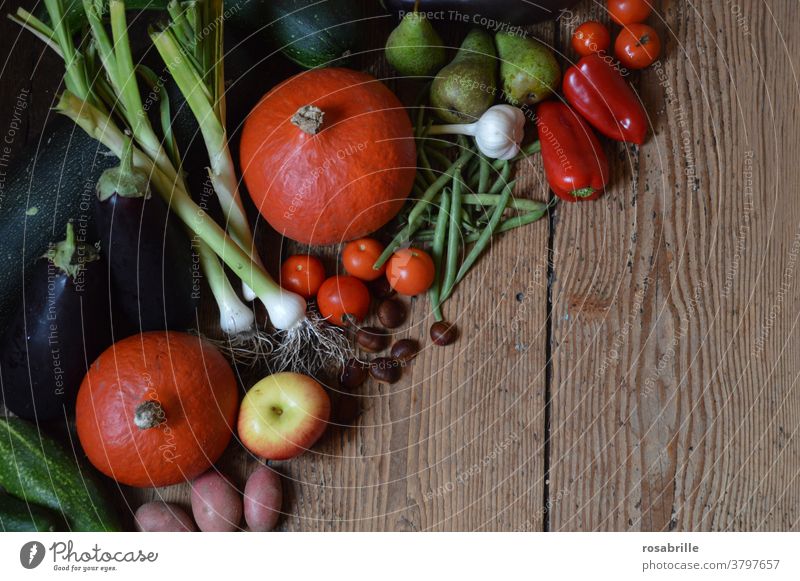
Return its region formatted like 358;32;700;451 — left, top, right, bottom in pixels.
381;0;580;25
93;149;196;335
0;116;116;333
0;223;113;421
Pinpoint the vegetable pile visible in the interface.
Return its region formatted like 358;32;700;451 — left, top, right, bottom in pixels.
13;0;350;375
0;0;662;532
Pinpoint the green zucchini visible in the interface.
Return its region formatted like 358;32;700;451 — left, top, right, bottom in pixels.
233;0;369;69
0;417;122;532
0;116;117;332
0;491;63;532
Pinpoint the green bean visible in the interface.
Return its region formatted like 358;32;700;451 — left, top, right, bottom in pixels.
414;106;426;138
373;147;474;269
440;183;513;303
489;206;549;233
428;189;450;322
418;146;437;185
488;161;511;195
461;207;475;230
413;83;431;138
426;147;454;171
413;202;550;243
415;172;430;191
440;168;463;300
478;154;491;194
462;193;545;212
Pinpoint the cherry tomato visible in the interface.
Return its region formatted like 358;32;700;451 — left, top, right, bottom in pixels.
386;248;435;296
342;238;387;281
615;23;661;69
280;255;326;299
607;0;652;25
571;21;611;57
317;275;371;327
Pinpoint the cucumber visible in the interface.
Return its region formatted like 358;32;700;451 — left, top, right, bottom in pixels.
229;0;369;69
0;116;116;332
0;491;63;532
0;417;122;532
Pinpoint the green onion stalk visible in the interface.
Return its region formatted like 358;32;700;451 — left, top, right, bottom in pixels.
15;0;349;372
19;0;256;341
151;0;267;303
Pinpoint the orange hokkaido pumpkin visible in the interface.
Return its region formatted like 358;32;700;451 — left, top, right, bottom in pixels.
75;332;238;488
240;68;416;245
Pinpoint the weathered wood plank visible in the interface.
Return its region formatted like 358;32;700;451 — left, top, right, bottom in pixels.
549;0;800;531
3;0;797;533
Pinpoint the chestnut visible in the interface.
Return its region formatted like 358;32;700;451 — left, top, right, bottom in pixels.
390;339;419;362
340;358;368;389
369;357;402;384
430;321;458;346
356;326;390;352
368;276;396;300
377;298;407;329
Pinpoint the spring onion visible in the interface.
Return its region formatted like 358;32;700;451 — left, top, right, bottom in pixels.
150;1;267;301
17;0;348;372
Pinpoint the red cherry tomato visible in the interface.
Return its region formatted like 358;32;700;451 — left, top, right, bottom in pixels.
342;238;387;281
317;275;371;327
571;21;611;57
607;0;652;25
615;23;661;69
280;255;326;298
386;248;435;296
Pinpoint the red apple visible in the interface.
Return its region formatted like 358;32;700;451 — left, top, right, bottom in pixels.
238;372;331;460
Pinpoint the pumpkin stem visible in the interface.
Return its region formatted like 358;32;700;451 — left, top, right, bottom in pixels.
291;105;325;135
134;400;166;430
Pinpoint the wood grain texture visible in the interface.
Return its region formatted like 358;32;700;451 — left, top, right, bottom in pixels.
549;0;800;531
1;0;798;532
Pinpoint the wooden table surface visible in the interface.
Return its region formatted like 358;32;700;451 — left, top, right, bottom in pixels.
2;0;799;531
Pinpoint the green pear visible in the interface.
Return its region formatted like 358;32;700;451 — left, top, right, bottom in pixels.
496;33;561;107
430;29;497;124
385;11;446;77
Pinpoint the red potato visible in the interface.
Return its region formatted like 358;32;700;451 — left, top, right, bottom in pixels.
244;465;283;532
134;502;196;532
191;471;243;532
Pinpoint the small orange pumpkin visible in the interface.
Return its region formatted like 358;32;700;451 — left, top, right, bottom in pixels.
240;67;416;245
76;332;238;488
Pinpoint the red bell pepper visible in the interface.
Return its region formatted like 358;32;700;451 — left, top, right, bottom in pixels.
536;101;609;203
562;54;648;145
